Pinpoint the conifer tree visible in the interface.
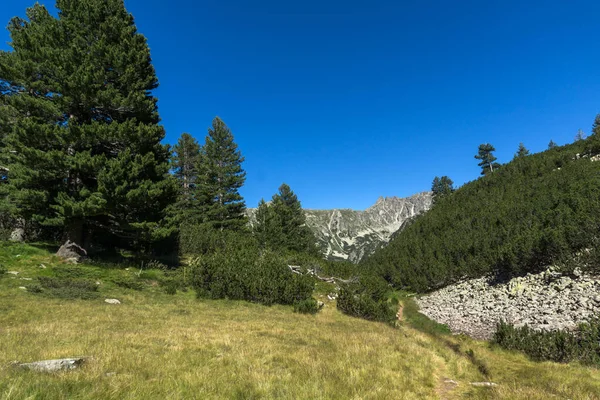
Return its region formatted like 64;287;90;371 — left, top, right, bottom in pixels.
431;176;454;203
196;117;246;230
575;129;586;142
253;198;281;249
548;140;558;150
475;143;499;175
270;183;317;253
0;0;177;249
171;132;200;221
514;143;530;159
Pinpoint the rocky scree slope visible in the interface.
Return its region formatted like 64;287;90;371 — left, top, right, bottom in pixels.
417;267;600;340
247;192;432;263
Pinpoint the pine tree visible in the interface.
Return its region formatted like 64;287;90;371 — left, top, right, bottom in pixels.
196;117;246;230
171;132;200;222
0;0;177;249
548;140;558;150
514;143;530;159
270;183;317;254
475;143;499;175
575;129;586;142
253;198;281;250
431;176;454;203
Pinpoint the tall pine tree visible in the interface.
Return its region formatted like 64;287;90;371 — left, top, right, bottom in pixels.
0;0;177;250
475;143;500;175
171;132;200;222
514;143;530;159
431;176;454;203
196;117;246;230
253;183;317;254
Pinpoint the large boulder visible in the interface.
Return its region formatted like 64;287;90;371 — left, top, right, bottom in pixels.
9;228;25;242
56;240;87;263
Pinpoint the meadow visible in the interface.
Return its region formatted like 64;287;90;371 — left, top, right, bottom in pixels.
1;242;600;399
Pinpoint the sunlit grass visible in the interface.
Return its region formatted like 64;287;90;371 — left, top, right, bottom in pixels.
1;242;600;399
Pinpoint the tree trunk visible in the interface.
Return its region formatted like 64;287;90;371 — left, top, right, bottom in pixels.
64;218;84;248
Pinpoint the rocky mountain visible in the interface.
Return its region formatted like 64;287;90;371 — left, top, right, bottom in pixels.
248;192;432;263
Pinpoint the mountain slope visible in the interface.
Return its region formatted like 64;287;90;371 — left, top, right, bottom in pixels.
248;192;432;263
363;137;600;292
304;193;432;262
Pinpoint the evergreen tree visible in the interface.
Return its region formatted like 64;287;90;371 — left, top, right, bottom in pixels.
431;176;454;203
253;198;281;250
475;143;499;175
548;140;558;150
171;132;200;221
575;129;586;142
0;0;177;249
270;183;317;254
253;184;317;254
196;117;246;230
585;115;600;154
514;143;530;159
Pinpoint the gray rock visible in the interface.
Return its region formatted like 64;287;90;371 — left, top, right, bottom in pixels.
104;299;121;305
56;240;87;263
9;228;25;242
18;357;88;372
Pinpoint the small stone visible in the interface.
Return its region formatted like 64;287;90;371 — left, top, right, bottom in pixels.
18;286;27;290
8;271;19;275
18;357;87;372
20;278;33;281
104;299;121;305
39;264;47;269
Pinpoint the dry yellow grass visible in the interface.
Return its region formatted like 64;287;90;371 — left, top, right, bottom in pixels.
1;243;600;399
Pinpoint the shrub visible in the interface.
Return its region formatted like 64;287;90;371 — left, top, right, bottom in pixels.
293;298;321;314
163;279;178;295
0;265;6;276
337;275;396;324
112;276;144;291
494;319;600;365
191;245;314;306
36;276;99;300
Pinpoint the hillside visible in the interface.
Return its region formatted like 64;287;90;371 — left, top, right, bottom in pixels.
2;242;600;399
363;137;600;292
248;192;432;263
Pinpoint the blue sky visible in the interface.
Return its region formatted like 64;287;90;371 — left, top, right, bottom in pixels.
1;0;599;210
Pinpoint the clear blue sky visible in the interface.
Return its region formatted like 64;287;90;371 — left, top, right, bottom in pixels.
2;1;599;210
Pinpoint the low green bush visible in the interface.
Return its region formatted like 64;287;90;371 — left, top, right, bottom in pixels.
36;276;99;300
337;275;397;324
494;319;600;365
111;276;144;291
293;298;321;314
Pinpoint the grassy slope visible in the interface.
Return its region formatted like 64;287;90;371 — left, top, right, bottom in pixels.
1;243;600;399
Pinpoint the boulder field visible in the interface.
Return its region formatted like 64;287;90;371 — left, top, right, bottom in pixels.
417;267;600;339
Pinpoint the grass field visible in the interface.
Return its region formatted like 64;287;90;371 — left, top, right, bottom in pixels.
1;242;600;399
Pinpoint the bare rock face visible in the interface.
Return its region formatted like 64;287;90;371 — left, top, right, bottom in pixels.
247;192;432;263
56;240;87;263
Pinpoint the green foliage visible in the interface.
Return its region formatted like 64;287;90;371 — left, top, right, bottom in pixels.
474;143;500;175
431;176;454;203
35;276;99;300
171;132;201;224
336;275;396;323
494;319;600;366
293;298;321;314
253;183;318;254
514;142;530;159
179;222;256;256
0;0;177;250
400;295;451;336
195;117;247;230
364;137;600;292
111;276;144;291
190;241;314;306
548;140;558;149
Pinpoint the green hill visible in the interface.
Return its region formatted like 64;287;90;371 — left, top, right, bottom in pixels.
363;135;600;292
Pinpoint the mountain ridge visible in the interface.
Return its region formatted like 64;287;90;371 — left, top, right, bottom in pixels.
248;192;432;263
